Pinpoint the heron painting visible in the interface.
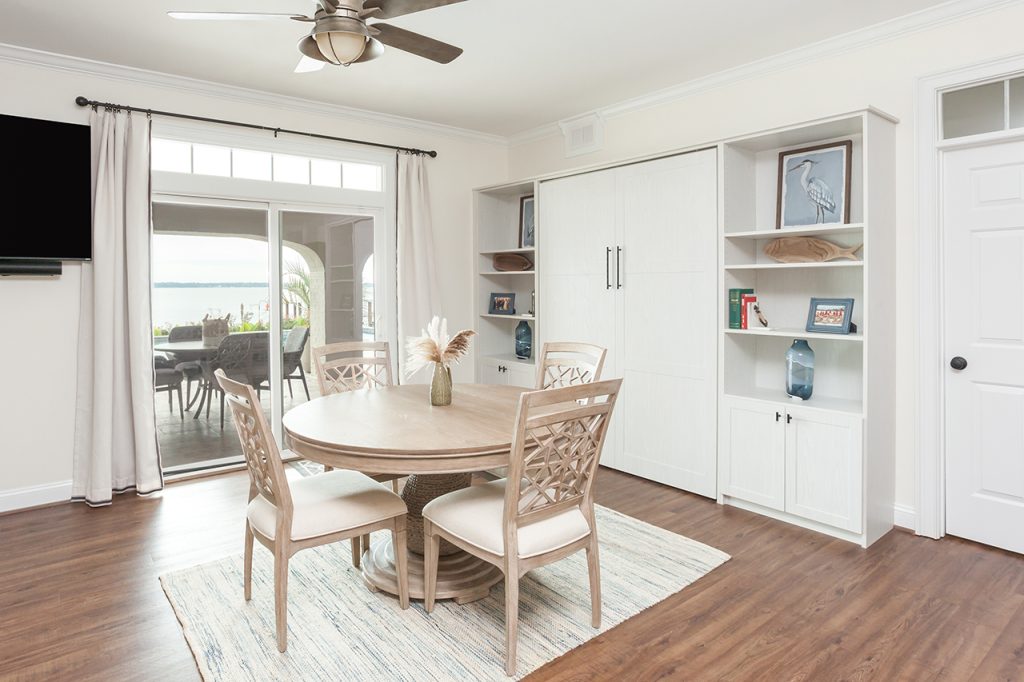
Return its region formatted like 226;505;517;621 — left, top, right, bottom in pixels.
777;140;852;228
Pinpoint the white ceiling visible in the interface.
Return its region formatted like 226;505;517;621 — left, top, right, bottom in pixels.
1;0;949;136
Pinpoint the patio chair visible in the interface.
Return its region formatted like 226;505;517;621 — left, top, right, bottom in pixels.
200;334;263;429
283;326;311;401
169;325;203;405
154;368;185;419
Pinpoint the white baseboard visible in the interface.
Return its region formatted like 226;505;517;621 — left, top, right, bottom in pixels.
0;480;72;514
893;503;917;531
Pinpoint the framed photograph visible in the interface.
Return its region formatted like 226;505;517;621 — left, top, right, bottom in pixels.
806;297;856;334
519;195;535;248
488;292;516;315
777;140;852;228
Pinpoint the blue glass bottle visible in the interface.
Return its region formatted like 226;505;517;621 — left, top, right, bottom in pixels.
515;321;533;359
786;339;815;400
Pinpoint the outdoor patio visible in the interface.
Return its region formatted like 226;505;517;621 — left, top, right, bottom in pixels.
156;369;324;471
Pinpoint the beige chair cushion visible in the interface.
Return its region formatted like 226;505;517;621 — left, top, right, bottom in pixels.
248;470;406;541
422;479;591;558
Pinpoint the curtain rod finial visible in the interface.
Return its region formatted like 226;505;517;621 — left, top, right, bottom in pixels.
428;150;438;158
75;96;90;107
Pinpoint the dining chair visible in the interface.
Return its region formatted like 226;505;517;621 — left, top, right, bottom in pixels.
422;378;623;676
311;340;402;566
215;369;410;653
535;342;608;390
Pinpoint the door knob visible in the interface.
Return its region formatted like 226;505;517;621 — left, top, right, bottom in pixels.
950;356;968;370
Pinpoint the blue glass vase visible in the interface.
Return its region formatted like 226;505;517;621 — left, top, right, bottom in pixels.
515;321;533;359
785;339;815;401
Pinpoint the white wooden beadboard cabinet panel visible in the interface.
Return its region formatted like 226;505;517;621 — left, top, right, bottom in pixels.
539;149;718;496
719;396;786;511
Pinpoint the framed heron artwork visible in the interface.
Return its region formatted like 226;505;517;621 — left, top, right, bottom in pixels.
776;140;852;228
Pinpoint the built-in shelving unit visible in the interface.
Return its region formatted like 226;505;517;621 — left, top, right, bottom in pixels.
717;108;898;547
472;179;539;388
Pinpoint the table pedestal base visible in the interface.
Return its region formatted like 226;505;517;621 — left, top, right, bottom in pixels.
361;536;503;604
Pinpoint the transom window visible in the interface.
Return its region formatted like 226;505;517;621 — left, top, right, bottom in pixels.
941;76;1024;140
151;138;384;192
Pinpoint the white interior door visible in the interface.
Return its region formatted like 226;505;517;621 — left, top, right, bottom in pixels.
943;140;1024;554
615;150;719;497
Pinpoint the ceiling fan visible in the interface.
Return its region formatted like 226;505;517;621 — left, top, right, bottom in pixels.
168;0;466;72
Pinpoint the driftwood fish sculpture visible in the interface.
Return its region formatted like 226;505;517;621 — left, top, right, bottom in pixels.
764;237;862;263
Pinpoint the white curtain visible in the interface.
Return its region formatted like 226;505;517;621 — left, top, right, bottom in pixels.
72;108;162;506
396;151;440;381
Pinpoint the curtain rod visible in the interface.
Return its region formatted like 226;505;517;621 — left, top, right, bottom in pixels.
74;96;437;158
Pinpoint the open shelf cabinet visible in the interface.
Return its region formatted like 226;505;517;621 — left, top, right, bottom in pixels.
472;179;539;387
717;108;898;547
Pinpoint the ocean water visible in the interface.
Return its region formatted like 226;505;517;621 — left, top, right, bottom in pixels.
152;286;272;329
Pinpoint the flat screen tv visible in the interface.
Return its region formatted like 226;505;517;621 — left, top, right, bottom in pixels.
0;113;92;261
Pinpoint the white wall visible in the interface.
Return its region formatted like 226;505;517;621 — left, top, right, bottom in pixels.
507;2;1024;522
0;55;507;506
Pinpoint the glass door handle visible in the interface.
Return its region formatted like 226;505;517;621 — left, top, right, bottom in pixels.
606;247;612;290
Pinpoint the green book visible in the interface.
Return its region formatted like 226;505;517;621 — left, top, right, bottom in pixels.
729;288;754;329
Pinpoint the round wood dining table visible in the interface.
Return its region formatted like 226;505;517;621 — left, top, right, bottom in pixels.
282;383;529;603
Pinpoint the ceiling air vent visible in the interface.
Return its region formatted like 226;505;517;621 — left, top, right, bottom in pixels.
558;112;604;158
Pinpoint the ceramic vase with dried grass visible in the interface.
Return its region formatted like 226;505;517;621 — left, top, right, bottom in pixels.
406;316;475;407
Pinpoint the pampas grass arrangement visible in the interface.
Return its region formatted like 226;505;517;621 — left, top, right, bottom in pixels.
405;316;476;378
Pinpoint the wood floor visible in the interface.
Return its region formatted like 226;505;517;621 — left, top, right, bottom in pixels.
1;468;1022;681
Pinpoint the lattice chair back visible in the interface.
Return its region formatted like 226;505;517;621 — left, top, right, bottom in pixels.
504;379;622;546
215;369;293;518
168;325;202;342
312;341;393;395
535;342;608;390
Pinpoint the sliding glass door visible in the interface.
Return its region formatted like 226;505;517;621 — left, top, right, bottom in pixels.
152;198;390;474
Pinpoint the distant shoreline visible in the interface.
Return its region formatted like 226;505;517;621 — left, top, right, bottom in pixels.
153;282;269;289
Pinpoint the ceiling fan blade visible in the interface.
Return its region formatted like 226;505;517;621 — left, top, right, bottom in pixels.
371;23;463;63
294;56;326;73
362;0;466;20
167;11;311;21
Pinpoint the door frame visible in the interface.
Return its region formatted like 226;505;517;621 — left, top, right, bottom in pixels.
916;52;1024;539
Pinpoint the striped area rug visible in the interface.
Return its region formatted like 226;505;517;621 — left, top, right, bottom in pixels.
160;506;729;681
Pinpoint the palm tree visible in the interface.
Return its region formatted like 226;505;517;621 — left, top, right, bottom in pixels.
283;259;311;320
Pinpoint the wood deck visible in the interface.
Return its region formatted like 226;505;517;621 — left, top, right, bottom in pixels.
0;467;1021;680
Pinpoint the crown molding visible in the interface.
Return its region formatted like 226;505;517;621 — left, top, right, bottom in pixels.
508;0;1021;146
0;42;507;147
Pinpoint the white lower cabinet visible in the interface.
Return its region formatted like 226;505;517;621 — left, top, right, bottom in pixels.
720;395;863;535
478;357;534;388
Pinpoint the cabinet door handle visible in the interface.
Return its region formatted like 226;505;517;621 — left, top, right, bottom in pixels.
606;247;612;290
616;246;623;289
786;413;793;424
775;411;781;422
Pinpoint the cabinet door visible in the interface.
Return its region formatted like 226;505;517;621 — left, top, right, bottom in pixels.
614;149;719;497
785;406;863;532
720;396;785;510
539;170;619;465
478;361;508;386
506;363;535;389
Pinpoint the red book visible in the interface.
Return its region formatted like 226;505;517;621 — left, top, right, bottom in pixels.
740;294;757;329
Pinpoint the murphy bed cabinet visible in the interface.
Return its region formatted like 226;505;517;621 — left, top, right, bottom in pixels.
473;108;897;547
538;149;719;498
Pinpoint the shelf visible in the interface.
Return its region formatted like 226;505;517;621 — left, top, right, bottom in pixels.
724;261;863;271
481;352;535;367
479;247;536;256
479;270;535;276
724;388;863;416
724;327;864;342
724;223;865;240
480;314;535;321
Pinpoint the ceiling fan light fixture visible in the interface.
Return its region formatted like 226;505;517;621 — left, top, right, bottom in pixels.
304;15;371;66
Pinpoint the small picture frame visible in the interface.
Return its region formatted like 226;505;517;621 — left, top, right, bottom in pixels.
519;195;535;248
488;292;516;315
806;297;857;334
777;140;852;228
